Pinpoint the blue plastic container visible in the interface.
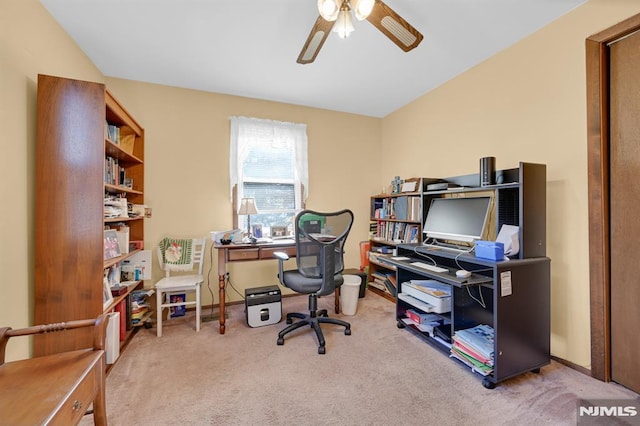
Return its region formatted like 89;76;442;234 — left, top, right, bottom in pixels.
475;241;504;261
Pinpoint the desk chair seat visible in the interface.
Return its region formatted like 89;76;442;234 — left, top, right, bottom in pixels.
274;209;354;354
155;237;206;337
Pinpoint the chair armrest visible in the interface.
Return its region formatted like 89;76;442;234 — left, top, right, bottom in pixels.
273;251;290;261
273;251;290;285
0;314;108;364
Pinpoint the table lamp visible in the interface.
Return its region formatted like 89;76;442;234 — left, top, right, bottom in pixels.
238;197;258;243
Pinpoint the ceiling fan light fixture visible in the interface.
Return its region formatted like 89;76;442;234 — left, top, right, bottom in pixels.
352;0;375;21
317;0;340;21
333;8;354;38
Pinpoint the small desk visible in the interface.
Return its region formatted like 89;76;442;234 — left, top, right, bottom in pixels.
214;240;341;334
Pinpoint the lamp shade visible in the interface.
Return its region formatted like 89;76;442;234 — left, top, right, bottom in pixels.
352;0;374;20
317;0;340;21
238;197;258;215
333;8;354;38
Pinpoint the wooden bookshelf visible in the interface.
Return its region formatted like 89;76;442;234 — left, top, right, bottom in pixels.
367;177;427;301
34;74;146;358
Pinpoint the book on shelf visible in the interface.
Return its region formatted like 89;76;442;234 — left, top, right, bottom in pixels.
452;337;493;366
453;324;495;361
114;299;127;341
368;279;388;293
409;196;421;221
130;288;155;299
432;334;452;349
449;348;493;376
105;122;120;144
170;294;186;317
395;196;408;220
405;308;441;325
406;225;419;243
383;276;397;297
371;199;384;218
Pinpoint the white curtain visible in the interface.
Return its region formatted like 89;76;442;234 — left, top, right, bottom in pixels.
229;116;308;210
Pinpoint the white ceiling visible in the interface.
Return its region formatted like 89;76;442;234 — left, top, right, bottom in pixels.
40;0;586;118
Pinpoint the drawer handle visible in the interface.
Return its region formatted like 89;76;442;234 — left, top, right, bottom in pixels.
73;400;82;412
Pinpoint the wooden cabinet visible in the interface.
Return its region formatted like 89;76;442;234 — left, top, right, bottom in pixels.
34;74;145;357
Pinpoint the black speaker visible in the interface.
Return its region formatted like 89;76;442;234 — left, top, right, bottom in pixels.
480;157;495;187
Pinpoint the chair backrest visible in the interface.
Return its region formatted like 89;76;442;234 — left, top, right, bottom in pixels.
157;237;207;278
294;209;354;296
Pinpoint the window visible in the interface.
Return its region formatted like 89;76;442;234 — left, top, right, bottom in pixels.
229;116;308;236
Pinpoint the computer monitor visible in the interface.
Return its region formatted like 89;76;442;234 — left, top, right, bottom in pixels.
423;196;492;245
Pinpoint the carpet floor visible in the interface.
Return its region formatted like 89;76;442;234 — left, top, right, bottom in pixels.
84;291;638;425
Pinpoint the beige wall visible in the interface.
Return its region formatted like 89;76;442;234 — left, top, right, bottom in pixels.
3;0;640;369
381;0;640;367
0;0;380;361
105;78;380;305
0;0;105;360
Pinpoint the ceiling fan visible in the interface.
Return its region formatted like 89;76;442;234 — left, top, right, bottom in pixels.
297;0;423;64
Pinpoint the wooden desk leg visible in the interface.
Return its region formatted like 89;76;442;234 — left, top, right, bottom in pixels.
93;358;107;426
218;274;226;334
217;248;226;334
335;287;340;314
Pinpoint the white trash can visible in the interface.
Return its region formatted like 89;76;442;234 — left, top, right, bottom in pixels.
340;274;361;316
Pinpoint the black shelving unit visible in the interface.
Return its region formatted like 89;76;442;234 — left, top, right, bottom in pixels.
390;251;550;389
389;162;549;388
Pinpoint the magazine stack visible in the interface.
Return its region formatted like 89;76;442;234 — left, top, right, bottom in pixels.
450;324;495;376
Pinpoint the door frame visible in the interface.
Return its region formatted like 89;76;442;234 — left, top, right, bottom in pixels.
586;13;640;382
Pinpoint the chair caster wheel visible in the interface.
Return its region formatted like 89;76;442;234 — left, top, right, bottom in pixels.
277;338;284;346
345;328;351;336
318;346;326;355
482;378;496;389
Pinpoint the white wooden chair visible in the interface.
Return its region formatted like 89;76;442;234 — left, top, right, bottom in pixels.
155;237;207;337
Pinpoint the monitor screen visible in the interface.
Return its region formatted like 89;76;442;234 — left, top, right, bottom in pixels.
423;196;492;244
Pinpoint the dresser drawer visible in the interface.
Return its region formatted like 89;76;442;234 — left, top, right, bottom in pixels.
227;248;260;261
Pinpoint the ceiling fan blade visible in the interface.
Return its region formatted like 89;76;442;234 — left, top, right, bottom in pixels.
366;0;423;52
297;15;335;64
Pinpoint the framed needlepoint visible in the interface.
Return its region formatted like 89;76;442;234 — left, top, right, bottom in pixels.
104;229;121;260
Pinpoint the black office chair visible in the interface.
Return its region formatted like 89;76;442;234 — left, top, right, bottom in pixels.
273;209;354;354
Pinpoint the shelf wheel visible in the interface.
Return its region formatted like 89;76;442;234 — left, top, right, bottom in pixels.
482;378;496;389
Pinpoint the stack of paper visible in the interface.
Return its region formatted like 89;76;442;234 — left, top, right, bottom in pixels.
450;324;495;376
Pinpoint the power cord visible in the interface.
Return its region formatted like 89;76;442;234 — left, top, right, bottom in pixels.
201;242;217;322
412;245;438;266
225;272;245;300
466;285;486;308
